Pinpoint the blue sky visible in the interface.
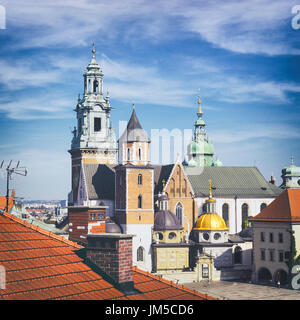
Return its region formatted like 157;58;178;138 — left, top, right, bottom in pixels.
0;0;299;200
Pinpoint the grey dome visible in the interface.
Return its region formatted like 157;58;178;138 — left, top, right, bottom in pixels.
154;210;183;231
158;194;169;201
105;219;122;233
238;226;253;239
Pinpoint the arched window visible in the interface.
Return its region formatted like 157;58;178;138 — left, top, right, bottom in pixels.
234;246;242;264
202;203;207;213
222;203;229;227
241;203;249;230
260;203;267;211
137;247;144;262
138;195;142;209
138;174;142;185
127;148;130;161
93;79;99;93
175;203;183;225
138;148;142;161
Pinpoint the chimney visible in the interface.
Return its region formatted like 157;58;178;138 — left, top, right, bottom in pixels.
86;233;134;292
269;175;276;185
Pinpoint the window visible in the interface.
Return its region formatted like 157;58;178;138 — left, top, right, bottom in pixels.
260;203;267;211
137;247;144;262
175;203;183;225
202;263;209;278
203;233;210;241
168;232;177;240
138;195;142;209
94;117;101;132
93;79;99;93
158;233;163;240
127;148;130;161
214;233;221;240
260;232;265;242
241;203;248;230
138;174;142;185
138;148;142;161
261;249;266;261
222;203;229;227
279;233;283;243
279;251;284;262
269;249;274;262
234;246;242;264
269;233;273;243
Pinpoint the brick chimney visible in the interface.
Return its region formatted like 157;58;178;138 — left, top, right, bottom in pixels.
86;233;134;291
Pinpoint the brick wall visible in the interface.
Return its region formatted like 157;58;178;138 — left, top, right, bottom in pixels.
86;235;133;286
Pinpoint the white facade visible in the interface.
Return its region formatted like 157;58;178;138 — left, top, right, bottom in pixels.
121;224;153;272
195;197;275;234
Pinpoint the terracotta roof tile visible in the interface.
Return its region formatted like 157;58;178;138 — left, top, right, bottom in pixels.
0;210;212;300
250;189;300;222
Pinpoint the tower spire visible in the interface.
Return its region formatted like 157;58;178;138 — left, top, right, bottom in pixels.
197;88;203;117
291;155;295;166
92;42;96;57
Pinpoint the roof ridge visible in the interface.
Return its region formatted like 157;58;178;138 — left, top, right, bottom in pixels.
2;211;82;250
132;266;217;300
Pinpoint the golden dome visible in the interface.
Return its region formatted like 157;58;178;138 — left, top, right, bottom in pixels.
194;213;228;231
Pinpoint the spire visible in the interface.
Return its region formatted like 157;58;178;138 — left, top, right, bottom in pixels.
208;178;212;199
87;42;100;71
197;88;203;117
291;155;295;166
92;42;96;57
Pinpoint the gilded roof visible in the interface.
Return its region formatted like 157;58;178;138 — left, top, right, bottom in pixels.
194;213;228;231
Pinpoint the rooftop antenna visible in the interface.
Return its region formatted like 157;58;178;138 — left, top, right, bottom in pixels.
1;161;27;213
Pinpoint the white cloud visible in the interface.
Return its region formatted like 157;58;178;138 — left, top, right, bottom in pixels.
211;123;300;144
1;0;297;55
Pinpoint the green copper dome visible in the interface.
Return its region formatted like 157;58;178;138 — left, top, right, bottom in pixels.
282;164;300;177
195;118;205;126
190;141;203;154
213;158;223;167
204;140;214;155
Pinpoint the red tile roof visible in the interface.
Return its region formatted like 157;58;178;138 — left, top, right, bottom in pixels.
0;211;215;300
249;189;300;222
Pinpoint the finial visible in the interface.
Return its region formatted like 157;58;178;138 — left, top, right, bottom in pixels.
162;179;166;190
197;88;202;105
132;103;135;110
78;93;80;101
208;178;212;199
291;155;294;166
92;42;96;56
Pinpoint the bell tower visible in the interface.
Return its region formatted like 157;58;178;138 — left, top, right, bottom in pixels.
68;45;117;205
115;106;154;272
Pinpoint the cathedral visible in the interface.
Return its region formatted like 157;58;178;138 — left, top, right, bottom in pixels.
68;48;283;281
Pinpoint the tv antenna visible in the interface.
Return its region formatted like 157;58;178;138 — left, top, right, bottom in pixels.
0;161;27;213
